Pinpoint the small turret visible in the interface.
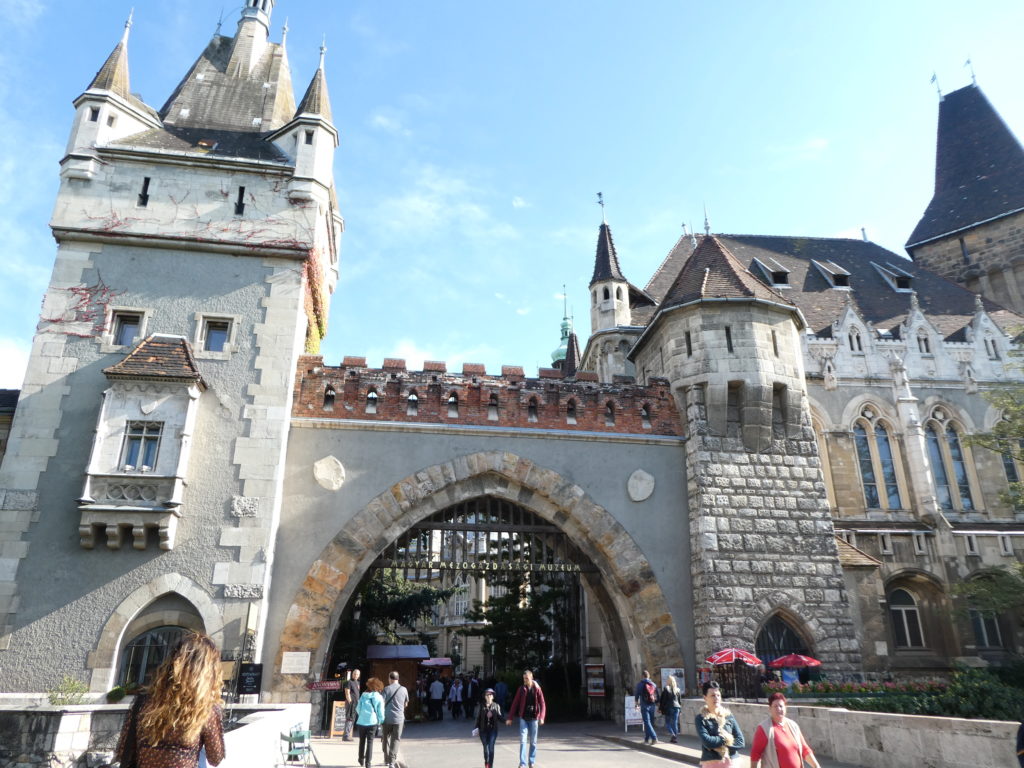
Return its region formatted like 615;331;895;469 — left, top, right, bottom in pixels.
589;222;632;332
229;0;277;77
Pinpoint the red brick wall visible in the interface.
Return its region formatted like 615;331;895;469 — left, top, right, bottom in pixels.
292;356;683;436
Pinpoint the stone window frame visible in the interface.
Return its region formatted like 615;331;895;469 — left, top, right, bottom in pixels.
999;534;1013;557
192;311;241;360
916;330;932;356
887;587;925;649
100;305;151;353
850;406;905;512
847;327;864;355
912;532;928;555
924;408;979;513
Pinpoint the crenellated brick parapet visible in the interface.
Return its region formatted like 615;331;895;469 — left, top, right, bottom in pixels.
292;356;683;436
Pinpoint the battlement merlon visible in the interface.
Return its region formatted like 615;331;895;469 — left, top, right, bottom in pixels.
292;355;682;436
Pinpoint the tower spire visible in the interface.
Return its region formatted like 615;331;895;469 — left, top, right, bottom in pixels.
122;9;133;44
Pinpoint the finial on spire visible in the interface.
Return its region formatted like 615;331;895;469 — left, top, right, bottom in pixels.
562;283;568;320
122;8;134;44
964;57;976;86
215;8;223;35
703;203;711;236
930;72;942;100
974;293;984;313
281;18;289;46
689;222;697;248
596;192;606;223
319;36;327;70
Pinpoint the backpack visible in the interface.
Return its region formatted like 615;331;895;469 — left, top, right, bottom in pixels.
643;680;657;703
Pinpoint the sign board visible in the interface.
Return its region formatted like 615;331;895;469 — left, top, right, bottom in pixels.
623;695;642;731
281;651;311;674
237;663;263;695
330;700;347;738
584;664;605;697
307;680;343;691
660;666;685;692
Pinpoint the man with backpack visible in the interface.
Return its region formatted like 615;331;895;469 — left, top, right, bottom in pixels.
634;669;659;745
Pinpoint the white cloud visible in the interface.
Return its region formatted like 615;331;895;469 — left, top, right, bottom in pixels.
369;112;411;137
0;339;30;389
515;308;530;316
512;196;529;208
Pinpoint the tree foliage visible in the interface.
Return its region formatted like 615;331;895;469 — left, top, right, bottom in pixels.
951;562;1024;617
965;351;1024;508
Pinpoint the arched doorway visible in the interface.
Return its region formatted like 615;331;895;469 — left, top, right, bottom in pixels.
756;612;814;684
273;452;683;712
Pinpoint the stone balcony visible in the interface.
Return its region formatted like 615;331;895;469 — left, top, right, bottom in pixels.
78;472;185;551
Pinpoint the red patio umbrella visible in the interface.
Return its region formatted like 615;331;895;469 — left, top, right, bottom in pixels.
705;648;762;667
767;653;821;669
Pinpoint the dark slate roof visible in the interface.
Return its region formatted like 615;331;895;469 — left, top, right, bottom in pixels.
907;85;1024;247
590;223;627;284
89;40;130;100
160;34;295;133
660;235;794;310
634;233;695;325
110;126;290;162
104;335;204;384
0;390;19;413
564;332;581;378
710;234;1024;339
295;66;333;123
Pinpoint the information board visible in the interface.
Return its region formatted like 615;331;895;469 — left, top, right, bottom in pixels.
623;695;642;732
237;663;263;695
281;651;311;674
584;664;605;697
330;700;348;738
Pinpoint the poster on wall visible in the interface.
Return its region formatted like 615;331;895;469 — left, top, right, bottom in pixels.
623;695;643;732
281;651;311;674
660;666;685;691
584;664;605;697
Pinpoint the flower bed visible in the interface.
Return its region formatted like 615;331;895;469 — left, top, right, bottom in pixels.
762;679;948;697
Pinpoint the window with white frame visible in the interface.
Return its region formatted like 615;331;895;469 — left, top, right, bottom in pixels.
888;588;925;648
925;409;975;511
852;407;903;510
121;421;162;471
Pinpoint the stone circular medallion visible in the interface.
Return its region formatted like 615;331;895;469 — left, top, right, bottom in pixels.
313;455;346;491
627;469;655;502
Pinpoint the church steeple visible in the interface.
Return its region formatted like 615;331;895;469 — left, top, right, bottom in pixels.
589;221;632;333
87;11;132;99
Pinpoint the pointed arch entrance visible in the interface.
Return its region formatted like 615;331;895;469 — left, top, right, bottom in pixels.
271;451;682;701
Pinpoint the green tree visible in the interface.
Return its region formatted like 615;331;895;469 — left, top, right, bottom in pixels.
952;562;1024;616
965;380;1024;508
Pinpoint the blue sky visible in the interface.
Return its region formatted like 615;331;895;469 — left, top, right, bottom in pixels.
1;1;1023;388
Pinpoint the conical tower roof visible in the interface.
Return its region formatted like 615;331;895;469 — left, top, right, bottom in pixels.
563;331;581;378
590;222;627;285
907;84;1024;247
88;18;132;99
295;47;333;122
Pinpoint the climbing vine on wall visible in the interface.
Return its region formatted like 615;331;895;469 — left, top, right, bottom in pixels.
303;248;328;353
41;275;123;337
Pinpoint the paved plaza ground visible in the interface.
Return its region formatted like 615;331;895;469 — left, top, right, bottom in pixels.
308;715;864;768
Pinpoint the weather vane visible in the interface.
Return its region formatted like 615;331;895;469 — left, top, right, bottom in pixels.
930;72;942;99
596;192;606;222
965;58;976;85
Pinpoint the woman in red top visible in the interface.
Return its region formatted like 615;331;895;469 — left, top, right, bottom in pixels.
114;633;225;768
749;693;820;768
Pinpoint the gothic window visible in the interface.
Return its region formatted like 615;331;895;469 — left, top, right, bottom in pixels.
112;312;142;347
725;326;734;353
852;408;902;510
407;391;419;417
604;401;615;427
848;328;863;353
755;614;810;665
917;332;931;355
640;403;651;429
450;575;469;618
566;399;577;425
970;609;1003;648
985;337;1000;360
121;421;162;472
925;410;974;511
615;287;622;300
117;626;187;688
487;393;499;421
888;588;924;648
527;397;538;423
602;287;610;301
447;392;459;418
685;331;693;357
1000;440;1023;484
366;389;379;414
323;386;336;410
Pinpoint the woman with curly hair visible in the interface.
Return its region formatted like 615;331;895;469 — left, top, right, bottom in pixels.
114;632;225;768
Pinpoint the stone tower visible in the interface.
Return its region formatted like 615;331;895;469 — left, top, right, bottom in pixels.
630;236;861;672
0;5;340;693
907;84;1024;312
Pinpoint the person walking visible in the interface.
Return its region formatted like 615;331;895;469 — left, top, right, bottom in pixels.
465;674;480;720
695;680;744;767
659;674;683;743
428;676;445;721
355;677;385;768
475;687;503;768
447;676;465;719
113;632;226;768
344;668;362;741
494;678;509;710
506;669;546;768
634;669;660;745
381;671;409;768
750;692;820;768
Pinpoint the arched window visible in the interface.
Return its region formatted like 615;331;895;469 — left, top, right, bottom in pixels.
602;287;610;301
852;408;902;510
407;391;419;417
756;614;810;666
985;336;1000;360
366;389;378;414
604;401;615;427
447;392;459;418
615;286;622;301
566;399;577;425
117;626;187;688
848;329;863;353
527;397;538;423
925;409;974;510
888;588;924;648
640;403;651;429
917;332;931;355
323;385;336;410
487;393;499;421
970;608;1004;648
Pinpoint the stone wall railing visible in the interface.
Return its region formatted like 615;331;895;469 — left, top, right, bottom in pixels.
680;700;1018;768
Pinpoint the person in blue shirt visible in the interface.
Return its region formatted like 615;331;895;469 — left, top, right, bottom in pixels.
634;669;660;745
355;677;385;768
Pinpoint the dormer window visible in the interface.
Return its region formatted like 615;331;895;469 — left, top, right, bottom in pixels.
811;259;851;289
872;261;914;292
752;257;790;287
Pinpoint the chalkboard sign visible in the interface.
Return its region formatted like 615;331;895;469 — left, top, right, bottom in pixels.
237;663;263;695
330;700;347;738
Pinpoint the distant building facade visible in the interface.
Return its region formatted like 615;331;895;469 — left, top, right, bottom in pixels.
0;4;1021;711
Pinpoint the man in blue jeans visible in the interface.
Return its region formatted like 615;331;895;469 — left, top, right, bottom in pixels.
634;669;659;745
506;669;546;768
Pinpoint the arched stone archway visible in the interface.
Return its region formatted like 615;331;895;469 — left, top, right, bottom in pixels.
271;451;682;700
